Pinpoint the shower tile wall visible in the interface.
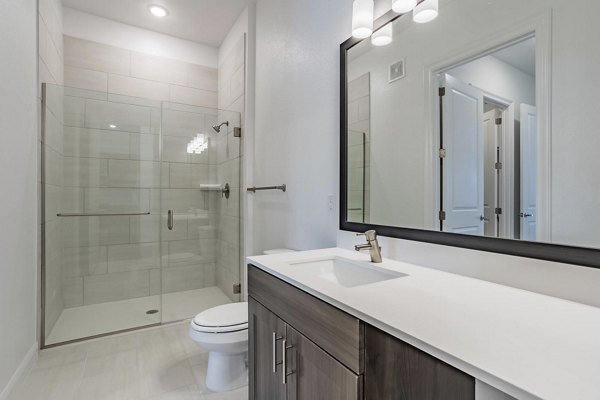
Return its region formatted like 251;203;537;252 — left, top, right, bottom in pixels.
347;73;371;223
217;36;245;301
60;35;220;308
39;0;64;336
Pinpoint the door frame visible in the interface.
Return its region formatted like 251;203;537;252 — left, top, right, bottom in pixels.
424;12;551;240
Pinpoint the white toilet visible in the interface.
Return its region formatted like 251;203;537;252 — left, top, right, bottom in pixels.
189;248;296;392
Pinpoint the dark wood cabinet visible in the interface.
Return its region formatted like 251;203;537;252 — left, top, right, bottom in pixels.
249;298;286;400
286;325;362;400
248;264;475;400
364;324;475;400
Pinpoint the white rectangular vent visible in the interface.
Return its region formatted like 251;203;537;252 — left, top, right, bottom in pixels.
389;59;406;83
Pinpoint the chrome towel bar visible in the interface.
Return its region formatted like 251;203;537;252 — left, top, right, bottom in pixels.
247;184;286;193
57;212;151;217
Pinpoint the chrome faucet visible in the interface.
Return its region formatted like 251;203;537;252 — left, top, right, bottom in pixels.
354;230;382;263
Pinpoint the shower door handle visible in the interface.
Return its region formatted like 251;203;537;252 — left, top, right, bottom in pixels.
167;210;174;230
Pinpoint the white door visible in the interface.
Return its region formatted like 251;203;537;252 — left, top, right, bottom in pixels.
441;74;484;235
483;109;499;237
520;104;537;240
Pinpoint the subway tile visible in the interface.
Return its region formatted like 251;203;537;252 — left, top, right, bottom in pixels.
162;108;206;138
107;242;160;273
84;188;151;213
85;99;153;134
63;277;84;308
130;134;159;161
61;187;84;215
104;160;160;188
65;66;108;92
64;86;108;101
169;163;192;188
150;269;160;295
169;85;217;108
43;145;62;186
83;270;150;304
163;135;191;163
161;189;204;213
63;126;130;159
130;215;160;243
131;52;189;87
190;164;214;188
167;240;205;268
64;36;131;75
63;246;108;278
63;157;108;187
64;95;85;127
43;108;63;153
39;0;63;56
108;74;170;101
162;265;205;293
62;216;130;247
44;183;61;223
187;64;218;91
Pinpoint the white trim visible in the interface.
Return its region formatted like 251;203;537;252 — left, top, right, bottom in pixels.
0;343;38;400
424;10;552;240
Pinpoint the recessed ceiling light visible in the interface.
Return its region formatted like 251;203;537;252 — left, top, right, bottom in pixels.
109;124;117;129
148;5;168;18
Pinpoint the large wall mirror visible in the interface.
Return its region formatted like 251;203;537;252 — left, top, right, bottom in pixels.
340;0;600;268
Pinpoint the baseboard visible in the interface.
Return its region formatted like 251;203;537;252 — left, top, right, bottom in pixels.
0;342;38;400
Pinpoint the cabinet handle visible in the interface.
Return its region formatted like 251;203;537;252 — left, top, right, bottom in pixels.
282;339;295;385
272;332;283;373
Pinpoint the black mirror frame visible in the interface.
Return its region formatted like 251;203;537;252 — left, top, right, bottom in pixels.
339;11;600;269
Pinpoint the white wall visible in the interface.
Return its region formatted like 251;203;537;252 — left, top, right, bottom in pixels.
252;0;350;254
0;0;39;396
62;7;218;68
253;0;600;308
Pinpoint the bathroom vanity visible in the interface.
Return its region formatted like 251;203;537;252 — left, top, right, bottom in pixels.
247;248;600;400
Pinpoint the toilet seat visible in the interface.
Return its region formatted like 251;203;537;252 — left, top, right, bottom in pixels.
191;302;248;334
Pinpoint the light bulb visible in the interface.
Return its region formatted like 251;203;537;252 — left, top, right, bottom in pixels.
371;23;393;46
413;0;439;23
352;0;374;39
148;5;168;18
392;0;417;13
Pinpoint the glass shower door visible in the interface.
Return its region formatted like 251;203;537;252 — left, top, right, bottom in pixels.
159;102;242;323
42;84;162;346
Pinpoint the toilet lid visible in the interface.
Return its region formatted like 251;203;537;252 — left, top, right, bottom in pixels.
193;302;248;328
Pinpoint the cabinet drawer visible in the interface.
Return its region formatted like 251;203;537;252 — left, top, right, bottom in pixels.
248;264;364;374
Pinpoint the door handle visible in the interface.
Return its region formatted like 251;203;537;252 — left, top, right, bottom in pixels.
272;332;283;373
282;339;295;385
167;210;174;230
520;212;532;218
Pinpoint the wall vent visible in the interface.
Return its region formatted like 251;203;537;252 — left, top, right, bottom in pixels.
389;59;406;82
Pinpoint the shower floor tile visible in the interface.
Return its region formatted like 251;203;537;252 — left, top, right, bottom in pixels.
12;320;248;400
46;287;232;346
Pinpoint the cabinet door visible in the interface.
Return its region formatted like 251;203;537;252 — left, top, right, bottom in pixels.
249;297;286;400
365;324;474;400
285;325;362;400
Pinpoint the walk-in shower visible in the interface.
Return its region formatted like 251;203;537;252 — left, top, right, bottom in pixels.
41;84;242;347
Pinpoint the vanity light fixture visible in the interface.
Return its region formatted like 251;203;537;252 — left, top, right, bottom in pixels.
371;23;393;46
392;0;417;13
413;0;439;23
352;0;374;38
148;4;168;18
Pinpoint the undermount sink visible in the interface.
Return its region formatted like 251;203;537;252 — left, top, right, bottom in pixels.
287;257;407;287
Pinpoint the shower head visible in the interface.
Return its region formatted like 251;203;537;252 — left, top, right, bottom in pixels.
212;121;229;133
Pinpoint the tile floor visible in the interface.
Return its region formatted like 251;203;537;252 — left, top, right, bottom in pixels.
46;287;232;345
12;320;247;400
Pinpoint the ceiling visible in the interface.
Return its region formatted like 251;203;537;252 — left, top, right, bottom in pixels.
62;0;253;47
493;37;536;77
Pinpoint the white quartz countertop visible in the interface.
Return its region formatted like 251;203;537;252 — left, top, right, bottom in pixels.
247;248;600;400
